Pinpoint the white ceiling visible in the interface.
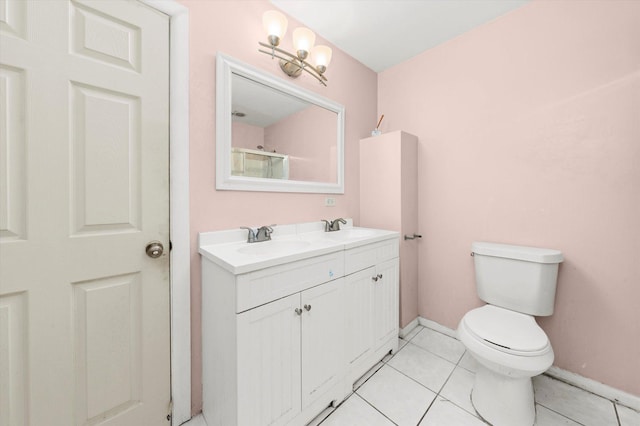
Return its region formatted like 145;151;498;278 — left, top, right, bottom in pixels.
271;0;530;72
232;74;309;127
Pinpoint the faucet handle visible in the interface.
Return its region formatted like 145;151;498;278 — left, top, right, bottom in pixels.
321;219;331;232
329;218;347;231
256;224;276;241
240;226;256;243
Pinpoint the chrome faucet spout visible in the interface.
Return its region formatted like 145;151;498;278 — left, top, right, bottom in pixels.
240;226;256;243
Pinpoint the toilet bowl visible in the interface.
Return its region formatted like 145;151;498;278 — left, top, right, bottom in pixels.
458;305;554;426
459;242;563;426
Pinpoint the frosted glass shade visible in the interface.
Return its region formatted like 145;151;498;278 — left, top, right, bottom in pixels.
312;45;332;70
262;10;288;41
293;27;316;54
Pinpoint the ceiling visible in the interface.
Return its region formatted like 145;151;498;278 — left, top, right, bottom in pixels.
271;0;530;72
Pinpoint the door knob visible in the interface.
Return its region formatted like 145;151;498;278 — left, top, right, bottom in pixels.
146;241;164;258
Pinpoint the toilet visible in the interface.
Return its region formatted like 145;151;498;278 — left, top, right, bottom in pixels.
457;242;563;426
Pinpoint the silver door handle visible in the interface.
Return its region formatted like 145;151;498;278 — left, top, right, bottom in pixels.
146;241;164;258
295;308;303;315
304;304;311;311
372;276;379;282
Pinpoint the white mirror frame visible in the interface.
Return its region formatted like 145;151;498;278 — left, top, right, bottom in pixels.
216;52;345;193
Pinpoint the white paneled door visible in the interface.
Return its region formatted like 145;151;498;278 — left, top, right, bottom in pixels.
0;1;170;425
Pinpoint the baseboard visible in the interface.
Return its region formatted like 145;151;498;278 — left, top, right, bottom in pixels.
418;317;457;338
416;316;640;411
545;366;640;411
399;317;419;338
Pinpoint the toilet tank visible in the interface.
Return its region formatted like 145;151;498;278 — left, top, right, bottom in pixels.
472;242;563;316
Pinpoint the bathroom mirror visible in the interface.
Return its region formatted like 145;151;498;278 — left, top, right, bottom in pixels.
216;52;345;193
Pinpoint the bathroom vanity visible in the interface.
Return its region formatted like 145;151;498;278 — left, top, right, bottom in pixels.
199;221;399;426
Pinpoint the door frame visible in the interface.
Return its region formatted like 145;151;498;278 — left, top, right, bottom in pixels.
138;1;190;425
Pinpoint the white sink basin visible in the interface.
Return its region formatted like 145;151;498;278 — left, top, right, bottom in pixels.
237;240;312;256
323;228;378;241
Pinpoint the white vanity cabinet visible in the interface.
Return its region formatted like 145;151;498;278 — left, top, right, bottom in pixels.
202;251;348;426
343;240;400;384
200;224;399;426
236;278;345;425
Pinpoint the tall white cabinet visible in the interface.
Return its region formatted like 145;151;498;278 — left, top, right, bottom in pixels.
360;131;420;329
200;227;399;426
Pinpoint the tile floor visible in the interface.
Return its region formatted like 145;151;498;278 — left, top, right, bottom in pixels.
313;325;640;426
187;323;640;426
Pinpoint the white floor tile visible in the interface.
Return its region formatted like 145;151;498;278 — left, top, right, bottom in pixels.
382;337;409;363
403;325;423;341
439;366;476;415
419;397;485;426
321;393;394;426
357;364;437;426
533;375;618;426
387;343;456;393
353;361;384;390
534;405;581;425
411;327;466;364
617;404;640;426
457;350;478;373
398;336;409;350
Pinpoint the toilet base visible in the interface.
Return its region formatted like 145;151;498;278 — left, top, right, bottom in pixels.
471;364;536;426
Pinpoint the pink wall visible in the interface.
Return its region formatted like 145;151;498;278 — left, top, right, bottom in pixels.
378;0;640;396
231;121;264;150
180;0;377;414
265;106;337;182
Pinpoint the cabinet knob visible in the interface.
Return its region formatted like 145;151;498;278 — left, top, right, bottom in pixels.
304;304;311;311
377;273;383;279
295;308;303;316
372;276;379;282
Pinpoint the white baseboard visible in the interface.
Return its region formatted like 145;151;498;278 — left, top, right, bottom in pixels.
418;317;457;338
414;316;640;411
399;318;420;338
545;366;640;411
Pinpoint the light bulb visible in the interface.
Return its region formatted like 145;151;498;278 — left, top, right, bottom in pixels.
262;10;288;46
292;27;315;60
312;45;332;73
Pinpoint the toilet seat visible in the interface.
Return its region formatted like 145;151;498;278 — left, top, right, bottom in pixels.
461;305;550;357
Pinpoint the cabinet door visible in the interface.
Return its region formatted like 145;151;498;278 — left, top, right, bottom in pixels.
237;293;301;426
344;268;376;367
301;278;345;408
373;258;400;348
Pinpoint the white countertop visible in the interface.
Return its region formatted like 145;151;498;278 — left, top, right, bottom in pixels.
198;220;399;274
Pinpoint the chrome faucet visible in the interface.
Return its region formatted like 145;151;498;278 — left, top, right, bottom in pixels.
256;225;274;242
240;225;275;243
322;218;347;232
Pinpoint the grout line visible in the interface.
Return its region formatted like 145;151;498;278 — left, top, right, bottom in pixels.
385;362;442;395
403;340;461;368
352;393;399;426
613;400;621;426
435;359;458;395
416;394;438;425
535;403;588;426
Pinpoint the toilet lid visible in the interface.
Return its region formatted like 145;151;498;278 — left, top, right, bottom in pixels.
463;305;549;353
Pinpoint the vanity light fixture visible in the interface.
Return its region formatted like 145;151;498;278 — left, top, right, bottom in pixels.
258;10;331;86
